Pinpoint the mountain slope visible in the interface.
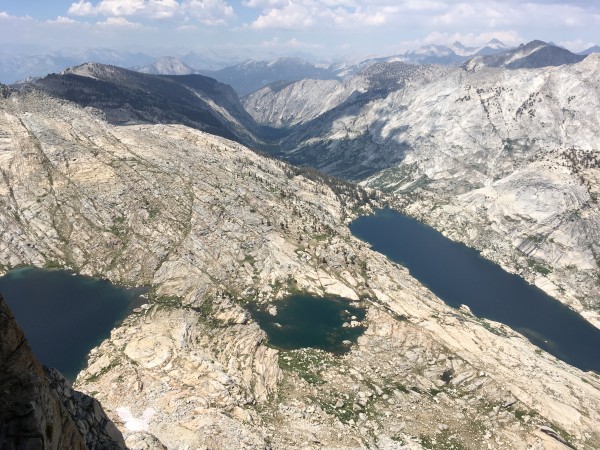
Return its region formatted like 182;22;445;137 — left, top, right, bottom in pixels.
30;63;260;145
578;45;600;55
2;89;599;448
243;62;449;129
471;38;511;56
135;56;199;75
255;53;600;326
464;40;585;70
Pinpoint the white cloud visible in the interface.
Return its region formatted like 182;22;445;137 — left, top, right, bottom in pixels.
401;0;447;12
242;0;288;7
46;16;79;24
0;11;33;21
260;36;323;50
2;0;600;63
429;1;600;30
244;0;600;34
97;17;145;28
559;39;597;52
67;0;235;25
249;0;393;30
97;0;179;19
251;3;317;29
68;1;98;16
177;24;198;31
184;0;235;25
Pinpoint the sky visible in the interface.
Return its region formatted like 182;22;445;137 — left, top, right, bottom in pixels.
0;0;598;61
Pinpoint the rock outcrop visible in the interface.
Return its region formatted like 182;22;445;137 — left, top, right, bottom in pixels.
0;296;125;449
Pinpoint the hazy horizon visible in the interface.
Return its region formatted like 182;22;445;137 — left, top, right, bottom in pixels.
1;0;598;63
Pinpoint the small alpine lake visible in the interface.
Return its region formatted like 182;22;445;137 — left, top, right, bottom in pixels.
0;267;145;380
349;208;600;373
247;294;367;354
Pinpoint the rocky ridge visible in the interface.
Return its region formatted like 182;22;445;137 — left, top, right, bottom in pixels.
1;90;600;448
30;63;260;146
463;41;585;71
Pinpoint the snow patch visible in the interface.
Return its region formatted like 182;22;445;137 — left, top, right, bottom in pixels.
116;407;155;432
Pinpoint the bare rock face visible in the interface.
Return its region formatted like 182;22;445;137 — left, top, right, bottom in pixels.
364;56;600;328
0;296;125;450
242;62;448;128
246;54;600;327
2;90;600;448
0;84;10;99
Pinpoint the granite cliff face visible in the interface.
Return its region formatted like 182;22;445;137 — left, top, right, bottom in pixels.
1;89;600;449
242;62;448;129
244;54;600;328
0;296;125;449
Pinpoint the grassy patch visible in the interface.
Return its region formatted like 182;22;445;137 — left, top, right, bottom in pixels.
44;259;63;269
391;435;406;444
546;422;578;449
196;296;213;316
278;349;335;386
152;294;183;309
420;435;435;449
477;318;509;337
382;381;410;395
147;205;160;220
316;394;360;424
241;254;256;265
526;234;545;244
527;259;552;276
84;357;122;383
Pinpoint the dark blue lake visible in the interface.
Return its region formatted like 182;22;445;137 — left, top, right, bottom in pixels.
0;267;144;379
247;294;366;354
349;208;600;373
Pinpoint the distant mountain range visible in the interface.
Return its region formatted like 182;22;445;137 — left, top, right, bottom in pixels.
198;57;337;97
578;45;600;55
135;56;200;76
0;48;240;84
463;40;586;70
0;49;155;84
3;39;598;96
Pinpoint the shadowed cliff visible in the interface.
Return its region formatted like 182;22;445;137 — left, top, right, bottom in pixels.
0;295;126;450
